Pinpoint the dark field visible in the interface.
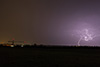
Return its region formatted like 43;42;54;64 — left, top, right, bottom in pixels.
0;47;100;67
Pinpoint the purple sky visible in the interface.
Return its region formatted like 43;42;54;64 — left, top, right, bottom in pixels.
1;0;100;45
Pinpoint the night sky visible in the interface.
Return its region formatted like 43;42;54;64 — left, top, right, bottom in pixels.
1;0;100;46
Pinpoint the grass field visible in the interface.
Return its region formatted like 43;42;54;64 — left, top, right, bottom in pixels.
0;47;100;67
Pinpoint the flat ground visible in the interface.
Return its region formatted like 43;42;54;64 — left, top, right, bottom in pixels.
0;47;100;67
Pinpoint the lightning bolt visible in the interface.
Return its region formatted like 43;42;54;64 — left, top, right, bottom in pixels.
78;29;95;46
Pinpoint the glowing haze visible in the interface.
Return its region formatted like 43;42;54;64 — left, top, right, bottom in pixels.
1;0;100;46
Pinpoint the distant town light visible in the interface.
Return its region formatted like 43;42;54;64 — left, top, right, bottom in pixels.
11;45;14;47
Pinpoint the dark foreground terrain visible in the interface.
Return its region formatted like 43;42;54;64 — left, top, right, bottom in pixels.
0;46;100;67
